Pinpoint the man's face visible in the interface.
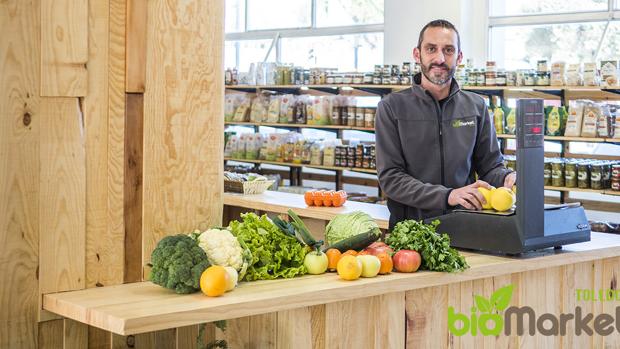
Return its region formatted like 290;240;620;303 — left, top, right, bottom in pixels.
414;27;462;86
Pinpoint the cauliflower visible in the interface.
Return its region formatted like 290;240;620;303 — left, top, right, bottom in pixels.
193;228;251;279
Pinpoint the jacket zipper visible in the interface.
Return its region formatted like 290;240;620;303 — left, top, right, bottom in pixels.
433;101;445;187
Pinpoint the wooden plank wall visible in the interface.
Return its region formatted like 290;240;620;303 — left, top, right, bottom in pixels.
141;0;224;266
0;0;40;347
3;0;223;347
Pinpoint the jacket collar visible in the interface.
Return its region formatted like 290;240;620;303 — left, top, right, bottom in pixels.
412;72;461;101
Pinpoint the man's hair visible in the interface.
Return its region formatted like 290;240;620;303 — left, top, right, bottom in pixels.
417;19;461;52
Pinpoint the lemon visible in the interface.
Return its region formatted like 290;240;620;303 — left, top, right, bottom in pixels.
477;187;493;210
491;187;516;212
337;255;362;281
200;266;229;297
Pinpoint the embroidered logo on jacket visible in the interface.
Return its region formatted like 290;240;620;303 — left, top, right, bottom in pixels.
452;119;475;128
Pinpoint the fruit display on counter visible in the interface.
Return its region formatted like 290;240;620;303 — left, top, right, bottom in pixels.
357;255;381;278
337;255;363;281
385;220;469;272
304;189;348;207
304;251;328;275
200;266;231;297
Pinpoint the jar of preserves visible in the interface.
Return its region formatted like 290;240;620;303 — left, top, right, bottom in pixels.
551;161;565;187
544;160;552;186
591;163;603;189
363;73;373;84
577;162;590;189
355;108;365;127
564;161;577;188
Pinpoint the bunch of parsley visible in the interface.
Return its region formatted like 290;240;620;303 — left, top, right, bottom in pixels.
385;220;468;272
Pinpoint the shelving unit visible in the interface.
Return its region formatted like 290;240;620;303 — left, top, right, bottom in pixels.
225;84;620;207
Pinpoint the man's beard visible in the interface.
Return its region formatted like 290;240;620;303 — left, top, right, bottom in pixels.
420;59;456;86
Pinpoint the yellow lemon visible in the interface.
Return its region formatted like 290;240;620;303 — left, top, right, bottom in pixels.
336;255;362;281
200;266;229;297
477;187;493;210
491;187;516;212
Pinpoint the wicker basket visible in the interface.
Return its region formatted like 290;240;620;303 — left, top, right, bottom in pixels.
224;180;275;195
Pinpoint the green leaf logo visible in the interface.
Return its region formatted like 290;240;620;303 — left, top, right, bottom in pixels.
490;284;514;311
474;295;492;313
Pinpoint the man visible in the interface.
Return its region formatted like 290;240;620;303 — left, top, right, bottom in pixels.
376;19;516;229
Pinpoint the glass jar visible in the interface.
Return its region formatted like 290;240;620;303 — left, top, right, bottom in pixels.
564;161;577;188
363;73;373;84
577;162;590;189
551;161;565;187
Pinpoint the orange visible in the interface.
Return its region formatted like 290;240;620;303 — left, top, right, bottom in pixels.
325;248;342;271
336;255;362;281
342;249;358;257
200;266;230;297
376;252;393;275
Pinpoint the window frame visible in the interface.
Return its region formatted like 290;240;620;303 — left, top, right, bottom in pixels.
487;0;620;66
226;0;384;69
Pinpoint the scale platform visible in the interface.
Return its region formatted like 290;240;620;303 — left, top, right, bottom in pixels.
426;99;591;255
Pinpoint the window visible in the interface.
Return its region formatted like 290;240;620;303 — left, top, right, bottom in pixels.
224;0;384;72
246;0;312;30
490;22;620;70
281;33;382;72
225;0;245;33
316;0;384;27
489;1;620;69
489;0;608;16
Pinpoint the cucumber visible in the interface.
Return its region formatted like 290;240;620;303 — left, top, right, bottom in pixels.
322;229;381;253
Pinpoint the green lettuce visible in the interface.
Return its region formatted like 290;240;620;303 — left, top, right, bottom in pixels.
229;212;307;281
325;211;381;246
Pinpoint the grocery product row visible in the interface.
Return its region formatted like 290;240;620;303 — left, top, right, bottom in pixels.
224;131;376;170
225;94;377;128
225;59;620;88
504;155;620;192
492;101;620;139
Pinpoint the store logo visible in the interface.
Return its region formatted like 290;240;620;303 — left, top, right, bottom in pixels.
452;119;475;128
448;284;620;337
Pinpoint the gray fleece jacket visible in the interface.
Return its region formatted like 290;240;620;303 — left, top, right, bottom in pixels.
376;73;512;229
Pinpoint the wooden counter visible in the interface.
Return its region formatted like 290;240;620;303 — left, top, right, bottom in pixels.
44;231;620;347
41;192;620;347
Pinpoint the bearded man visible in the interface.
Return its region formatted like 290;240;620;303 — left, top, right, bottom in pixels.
376;19;516;229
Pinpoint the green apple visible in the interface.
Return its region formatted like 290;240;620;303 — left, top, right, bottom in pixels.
357;255;381;278
304;251;328;275
224;266;238;291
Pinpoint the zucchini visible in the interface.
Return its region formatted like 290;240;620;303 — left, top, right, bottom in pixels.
322;229;380;253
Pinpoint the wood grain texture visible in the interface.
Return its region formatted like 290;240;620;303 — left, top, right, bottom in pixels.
134;328;176;349
249;313;277;348
38;319;63;349
64;318;88;349
277;308;313;349
217;317;249;348
39;97;86;295
406;285;448;348
176;325;199;349
84;0;114;289
126;0;147;92
40;0;88;96
108;0;126;283
89;326;112;349
142;0;224;266
43;233;620;335
0;0;40;347
124;93;144;283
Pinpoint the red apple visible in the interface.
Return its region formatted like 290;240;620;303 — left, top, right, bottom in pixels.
392;250;421;273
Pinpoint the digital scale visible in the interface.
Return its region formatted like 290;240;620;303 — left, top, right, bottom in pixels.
427;99;591;255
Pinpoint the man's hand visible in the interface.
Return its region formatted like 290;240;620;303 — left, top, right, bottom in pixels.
504;172;516;189
448;180;492;210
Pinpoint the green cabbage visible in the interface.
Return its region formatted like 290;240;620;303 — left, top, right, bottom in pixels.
325;211;381;246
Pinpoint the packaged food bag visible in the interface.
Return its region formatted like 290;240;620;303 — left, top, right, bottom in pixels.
233;96;251;122
611;105;620;139
601;60;619;87
545;106;568;136
267;96;280;123
503;107;516;135
597;104;613;138
493;107;505;135
581;103;599;137
224;135;238;158
225;95;238;122
566;63;583;86
583;63;600;86
564;101;585;137
279;94;294;124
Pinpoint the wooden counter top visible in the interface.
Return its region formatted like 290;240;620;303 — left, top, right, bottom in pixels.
223;191;390;229
43;232;620;336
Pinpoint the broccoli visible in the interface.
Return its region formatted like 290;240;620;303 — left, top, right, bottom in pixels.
150;234;211;294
